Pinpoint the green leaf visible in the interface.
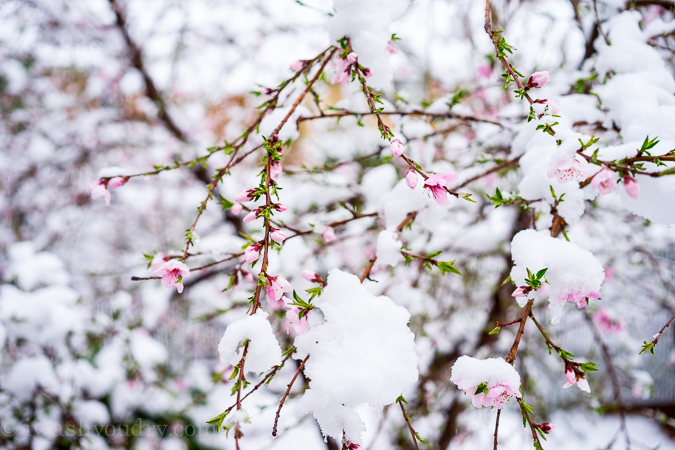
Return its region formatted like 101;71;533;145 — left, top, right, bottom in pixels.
640;341;656;355
501;276;512;286
438;261;462;276
396;395;408;404
535;268;548;280
579;362;599;373
489;327;501;335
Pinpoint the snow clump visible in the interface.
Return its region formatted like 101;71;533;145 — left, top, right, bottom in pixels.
294;269;418;444
510;230;605;324
218;311;282;374
450;356;522;409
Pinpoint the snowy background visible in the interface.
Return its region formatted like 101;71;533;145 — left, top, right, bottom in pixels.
1;0;675;449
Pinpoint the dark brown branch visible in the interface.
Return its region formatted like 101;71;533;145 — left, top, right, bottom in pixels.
505;299;533;365
297;109;504;127
108;0;187;142
272;355;310;436
493;409;501;450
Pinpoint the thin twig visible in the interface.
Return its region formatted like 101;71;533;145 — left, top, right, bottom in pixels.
398;399;421;450
272;355;310;436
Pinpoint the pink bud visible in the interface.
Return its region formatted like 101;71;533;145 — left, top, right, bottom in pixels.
347;52;358;64
301;270;323;283
527;71;550;89
243;209;260;223
362;67;373;77
405;169;418;189
271;161;282;180
322;227;337;242
512;286;527;297
386;42;398;54
270;229;286;243
539;422;554;434
623;175;640;199
289;60;306;71
108;176;128;189
244;244;261;263
262;87;275;95
564;366;576;385
274;203;287;212
230;203;243;215
390;139;404;157
234;189;254;203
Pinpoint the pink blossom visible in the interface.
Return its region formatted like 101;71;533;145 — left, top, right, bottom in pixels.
289;60;306;71
286;306;310;335
512;286;527;297
470;383;522;409
347;444;363;450
536;98;560;115
234;189;255;203
154;260;190;294
544;98;560;115
90;179;111;206
347;52;358;64
362;67;373;77
527;71;550;89
301;270;324;284
591;166;617;195
243;209;261;223
548;157;585;183
273;203;287;212
266;275;292;302
270;228;286;243
244;243;262;263
332;57;350;84
322;226;337;242
563;366;591;392
386;42;398;54
390;139;404;157
477;64;492;79
271;161;282;179
593;307;624;334
150;253;170;271
230;203;243;215
267;294;286;311
623;175;640;199
423;172;458;205
405;169;418;189
560;290;600;309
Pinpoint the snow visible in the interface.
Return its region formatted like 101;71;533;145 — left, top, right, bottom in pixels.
510;230;605;323
293;268;418;443
218;311;282;374
327;0;409;89
450;355;521;392
376;229;403;267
